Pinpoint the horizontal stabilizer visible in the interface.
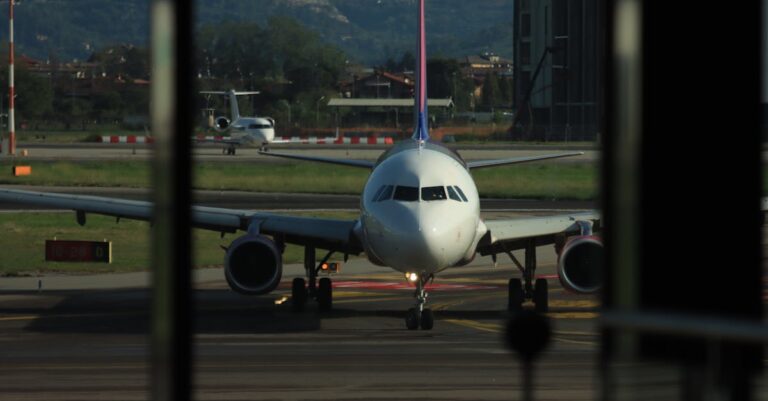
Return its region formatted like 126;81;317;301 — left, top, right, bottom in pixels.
466;152;584;169
258;151;375;169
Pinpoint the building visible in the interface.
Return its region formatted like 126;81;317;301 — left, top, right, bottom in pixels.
459;52;514;79
513;0;600;141
339;70;414;99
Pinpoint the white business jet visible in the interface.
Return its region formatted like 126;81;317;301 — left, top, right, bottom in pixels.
200;89;280;154
0;0;601;330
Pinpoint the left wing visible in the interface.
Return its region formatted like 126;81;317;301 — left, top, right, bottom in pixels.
476;211;600;255
0;188;362;254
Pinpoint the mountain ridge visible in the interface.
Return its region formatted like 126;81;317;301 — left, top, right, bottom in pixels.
2;0;513;65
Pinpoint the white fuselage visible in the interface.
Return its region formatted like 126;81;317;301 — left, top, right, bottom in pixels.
359;142;487;276
228;116;275;147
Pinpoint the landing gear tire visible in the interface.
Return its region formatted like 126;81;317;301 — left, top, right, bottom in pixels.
317;277;333;312
405;308;420;330
420;308;434;330
291;277;307;312
533;278;549;313
508;278;524;312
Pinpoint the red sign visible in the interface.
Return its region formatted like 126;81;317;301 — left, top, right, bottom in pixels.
45;240;112;263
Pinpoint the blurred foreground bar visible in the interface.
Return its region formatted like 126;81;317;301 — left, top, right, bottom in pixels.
150;1;194;400
602;0;764;400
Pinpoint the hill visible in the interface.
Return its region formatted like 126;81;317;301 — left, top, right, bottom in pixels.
1;0;512;64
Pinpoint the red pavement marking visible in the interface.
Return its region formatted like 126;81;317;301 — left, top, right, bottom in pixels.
326;281;496;291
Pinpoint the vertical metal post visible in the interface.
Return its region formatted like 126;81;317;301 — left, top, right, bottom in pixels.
600;0;642;399
7;0;14;156
305;246;316;297
150;1;193;400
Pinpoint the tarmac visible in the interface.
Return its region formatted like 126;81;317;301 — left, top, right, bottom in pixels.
0;245;603;401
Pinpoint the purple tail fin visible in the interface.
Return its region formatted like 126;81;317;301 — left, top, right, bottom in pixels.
412;0;429;142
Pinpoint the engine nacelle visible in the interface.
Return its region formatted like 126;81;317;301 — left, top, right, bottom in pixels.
214;116;230;131
557;235;603;294
224;235;282;295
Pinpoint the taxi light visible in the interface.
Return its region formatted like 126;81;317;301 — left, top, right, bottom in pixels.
321;262;341;273
406;272;419;282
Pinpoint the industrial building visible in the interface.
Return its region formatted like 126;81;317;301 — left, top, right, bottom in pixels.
513;0;600;141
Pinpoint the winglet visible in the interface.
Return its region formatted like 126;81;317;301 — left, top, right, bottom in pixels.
411;0;429;143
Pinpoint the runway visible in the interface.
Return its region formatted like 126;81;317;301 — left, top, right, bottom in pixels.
0;248;600;401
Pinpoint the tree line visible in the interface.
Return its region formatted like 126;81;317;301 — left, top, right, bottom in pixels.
3;17;514;131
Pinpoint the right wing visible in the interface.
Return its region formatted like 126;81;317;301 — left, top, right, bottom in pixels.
476;211;600;255
466;152;584;169
258;151;375;169
0;188;363;254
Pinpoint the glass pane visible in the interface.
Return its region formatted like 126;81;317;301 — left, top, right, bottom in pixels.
453;186;469;202
421;186;447;201
371;185;386;202
393;186;419;201
377;185;394;201
446;186;462;201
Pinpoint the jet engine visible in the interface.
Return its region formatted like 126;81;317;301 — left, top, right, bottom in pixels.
224;235;282;295
557;235;603;294
214;116;230;131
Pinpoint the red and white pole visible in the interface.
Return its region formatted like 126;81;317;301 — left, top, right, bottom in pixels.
7;0;15;156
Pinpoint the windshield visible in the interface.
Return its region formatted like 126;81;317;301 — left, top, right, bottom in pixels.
421;186;447;201
393;186;419;201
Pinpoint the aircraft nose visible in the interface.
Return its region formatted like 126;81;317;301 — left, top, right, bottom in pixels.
382;204;464;270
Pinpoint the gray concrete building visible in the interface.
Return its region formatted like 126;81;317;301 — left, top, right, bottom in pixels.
513;0;600;141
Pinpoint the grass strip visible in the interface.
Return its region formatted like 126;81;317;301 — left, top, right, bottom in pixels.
0;160;598;200
0;211;357;275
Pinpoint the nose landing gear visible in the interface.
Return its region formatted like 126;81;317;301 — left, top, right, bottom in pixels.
405;274;434;330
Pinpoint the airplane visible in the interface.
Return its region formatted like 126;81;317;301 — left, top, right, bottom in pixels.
199;89;281;154
0;0;601;330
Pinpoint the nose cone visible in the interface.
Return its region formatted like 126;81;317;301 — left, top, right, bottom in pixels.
366;203;474;272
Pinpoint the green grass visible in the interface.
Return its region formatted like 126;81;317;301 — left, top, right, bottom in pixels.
0;211;357;275
0;160;598;200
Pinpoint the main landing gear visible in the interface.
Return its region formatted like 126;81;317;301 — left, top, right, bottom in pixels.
405;273;434;330
291;246;334;312
223;146;237;155
502;240;548;313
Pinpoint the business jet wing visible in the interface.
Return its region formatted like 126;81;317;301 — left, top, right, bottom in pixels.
466;152;584;169
0;188;362;253
476;211;600;255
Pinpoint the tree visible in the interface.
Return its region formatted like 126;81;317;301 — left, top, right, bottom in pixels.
481;72;501;108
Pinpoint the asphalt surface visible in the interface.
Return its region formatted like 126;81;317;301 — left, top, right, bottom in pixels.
0;243;602;401
2;222;766;400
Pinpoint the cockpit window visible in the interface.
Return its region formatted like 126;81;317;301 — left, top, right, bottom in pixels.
453;186;469;202
372;185;394;202
371;185;387;202
421;186;447;201
446;186;462;202
249;124;272;129
393;186;419;201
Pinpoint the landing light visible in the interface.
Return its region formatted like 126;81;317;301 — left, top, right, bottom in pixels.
406;272;419;282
